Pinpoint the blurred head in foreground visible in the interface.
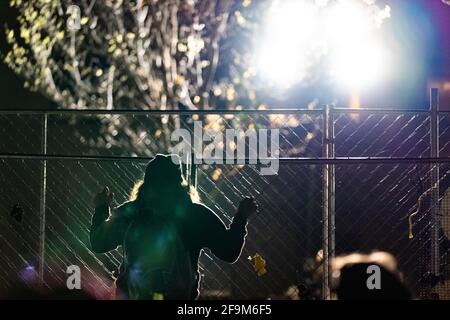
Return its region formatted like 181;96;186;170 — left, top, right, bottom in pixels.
331;251;412;300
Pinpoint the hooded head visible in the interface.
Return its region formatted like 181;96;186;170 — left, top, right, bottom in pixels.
135;154;189;213
331;252;412;300
143;154;184;187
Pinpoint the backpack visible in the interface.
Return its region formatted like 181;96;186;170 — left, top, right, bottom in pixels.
120;211;196;300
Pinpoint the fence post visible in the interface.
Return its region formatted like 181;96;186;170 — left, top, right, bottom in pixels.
430;88;440;277
38;113;48;286
322;105;336;299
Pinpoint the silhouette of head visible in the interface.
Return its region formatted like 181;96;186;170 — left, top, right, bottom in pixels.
143;154;184;187
136;154;189;211
332;252;411;300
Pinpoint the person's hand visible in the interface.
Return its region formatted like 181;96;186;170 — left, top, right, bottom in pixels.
237;196;257;220
93;186;114;208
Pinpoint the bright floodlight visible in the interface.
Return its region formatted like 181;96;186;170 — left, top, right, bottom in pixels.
256;0;390;91
257;0;319;88
330;40;387;91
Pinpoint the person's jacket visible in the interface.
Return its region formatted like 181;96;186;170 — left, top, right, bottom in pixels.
90;199;248;299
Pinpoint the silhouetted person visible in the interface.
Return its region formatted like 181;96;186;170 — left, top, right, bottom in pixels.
90;154;256;300
332;252;412;300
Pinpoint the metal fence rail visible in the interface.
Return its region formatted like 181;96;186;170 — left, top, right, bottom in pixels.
0;89;449;299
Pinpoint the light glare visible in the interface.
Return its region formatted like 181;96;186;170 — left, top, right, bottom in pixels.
257;1;319;88
331;40;387;90
256;0;390;91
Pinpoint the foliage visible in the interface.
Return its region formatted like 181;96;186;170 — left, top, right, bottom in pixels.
2;0;265;154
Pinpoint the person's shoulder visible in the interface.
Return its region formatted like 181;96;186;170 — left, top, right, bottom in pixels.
188;202;212;217
113;200;138;219
189;202;224;221
190;201;209;212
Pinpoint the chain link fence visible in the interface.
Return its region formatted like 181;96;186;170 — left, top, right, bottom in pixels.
0;100;449;299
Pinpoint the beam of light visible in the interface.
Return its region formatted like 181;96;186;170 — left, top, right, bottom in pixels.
256;0;320;88
330;39;388;91
325;1;390;91
255;0;391;92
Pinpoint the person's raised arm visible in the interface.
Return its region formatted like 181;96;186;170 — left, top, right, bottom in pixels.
198;197;257;263
90;186;133;253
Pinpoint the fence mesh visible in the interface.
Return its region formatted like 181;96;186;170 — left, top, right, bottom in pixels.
0;109;449;299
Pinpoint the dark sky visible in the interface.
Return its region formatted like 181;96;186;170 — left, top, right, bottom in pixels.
0;0;449;110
